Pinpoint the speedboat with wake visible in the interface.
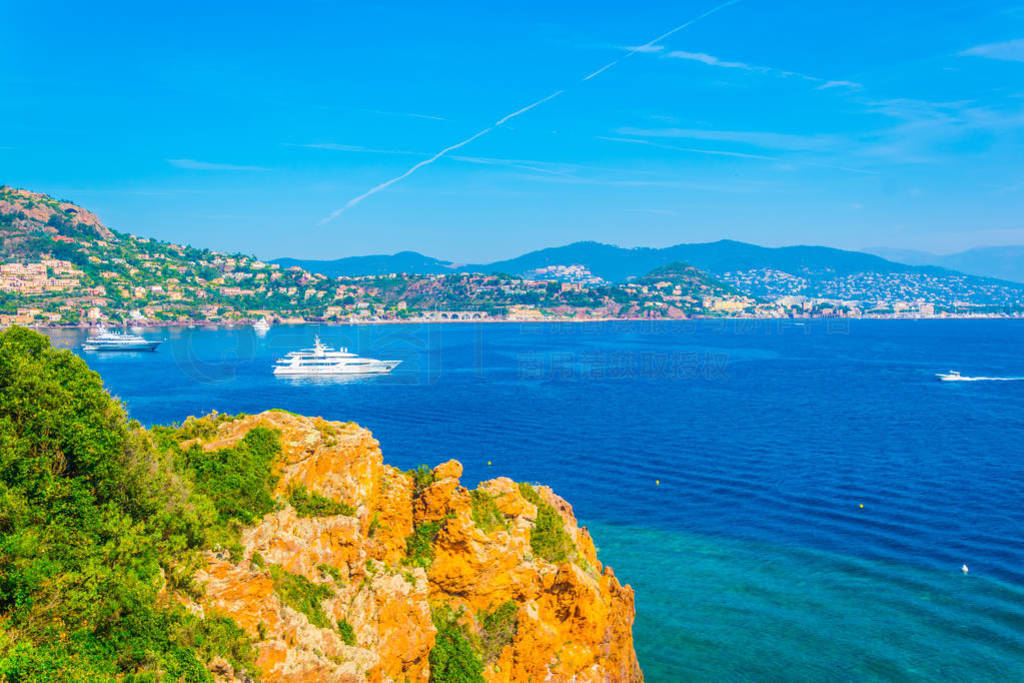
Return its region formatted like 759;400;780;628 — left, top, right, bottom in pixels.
936;370;1022;382
273;336;400;376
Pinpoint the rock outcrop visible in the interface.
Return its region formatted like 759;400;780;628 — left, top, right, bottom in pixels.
185;410;641;681
0;186;116;241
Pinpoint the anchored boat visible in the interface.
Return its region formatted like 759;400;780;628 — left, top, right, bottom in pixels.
273;336;400;376
82;326;160;352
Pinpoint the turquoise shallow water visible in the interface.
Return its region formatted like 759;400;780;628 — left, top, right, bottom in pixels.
44;320;1024;679
589;522;1024;681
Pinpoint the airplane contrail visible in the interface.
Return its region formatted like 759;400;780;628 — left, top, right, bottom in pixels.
321;0;742;223
317;90;563;225
583;0;743;80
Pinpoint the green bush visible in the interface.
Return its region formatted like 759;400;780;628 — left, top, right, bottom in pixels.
409;463;435;492
337;619;357;646
268;564;334;629
404;519;445;569
0;327;258;679
518;483;576;564
182;427;281;528
428;605;485;683
317;563;344;584
368;510;382;537
477;600;518;662
470;489;508;534
288;483;356;517
173;411;245;441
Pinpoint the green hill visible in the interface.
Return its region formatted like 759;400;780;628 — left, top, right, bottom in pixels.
0;186;333;324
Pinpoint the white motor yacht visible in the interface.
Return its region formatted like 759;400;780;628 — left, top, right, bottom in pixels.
82;326;160;352
273;336;399;376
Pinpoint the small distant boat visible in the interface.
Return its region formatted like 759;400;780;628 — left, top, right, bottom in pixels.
82;326;160;352
936;370;1022;382
937;370;964;381
273;336;400;376
253;318;271;334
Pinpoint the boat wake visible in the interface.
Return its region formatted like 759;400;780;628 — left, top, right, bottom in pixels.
937;371;1024;382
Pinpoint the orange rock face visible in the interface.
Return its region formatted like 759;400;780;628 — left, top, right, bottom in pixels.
187;410;641;682
0;186;115;240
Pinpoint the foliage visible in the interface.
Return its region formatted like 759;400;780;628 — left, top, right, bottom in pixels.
267;564;334;630
518;483;576;564
173;411;246;441
368;510;382;537
337;619;357;647
409;463;435;493
477;600;518;663
428;605;485;683
288;483;355;517
178;426;281;555
469;489;507;534
317;563;344;584
404;519;446;569
0;327;259;679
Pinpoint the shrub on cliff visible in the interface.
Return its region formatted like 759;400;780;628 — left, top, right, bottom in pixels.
268;564;334;629
288;482;356;517
404;517;448;569
337;619;357;646
469;489;508;534
477;600;518;663
429;605;485;683
182;427;280;527
409;463;435;492
0;327;258;679
518;483;576;564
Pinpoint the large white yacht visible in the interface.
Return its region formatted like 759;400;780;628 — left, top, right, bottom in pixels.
273;336;400;376
82;326;160;352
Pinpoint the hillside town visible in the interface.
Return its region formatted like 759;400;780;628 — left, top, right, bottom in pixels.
1;186;1022;328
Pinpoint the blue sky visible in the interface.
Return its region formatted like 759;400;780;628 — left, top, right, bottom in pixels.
3;1;1023;261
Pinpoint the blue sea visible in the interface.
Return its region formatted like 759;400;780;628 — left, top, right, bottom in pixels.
45;320;1024;680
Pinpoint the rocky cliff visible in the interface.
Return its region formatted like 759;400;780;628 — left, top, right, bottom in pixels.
0;185;116;242
182;410;641;682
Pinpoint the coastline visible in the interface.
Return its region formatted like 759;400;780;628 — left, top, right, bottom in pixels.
12;312;1024;331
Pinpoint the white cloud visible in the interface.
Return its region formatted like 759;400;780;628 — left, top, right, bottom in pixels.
602;133;876;175
849;98;1024;164
625;45;664;53
615;127;837;151
364;109;447;121
167;158;267;171
663;50;862;90
598;135;779;160
817;80;862;90
297;143;419;156
667;50;754;70
958;38;1024;62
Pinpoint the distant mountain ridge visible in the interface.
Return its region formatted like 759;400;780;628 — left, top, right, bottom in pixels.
275;240;1024;308
864;246;1024;284
276;239;957;283
273;250;458;277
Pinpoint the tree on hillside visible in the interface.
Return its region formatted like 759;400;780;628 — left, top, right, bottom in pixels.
0;327;259;680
